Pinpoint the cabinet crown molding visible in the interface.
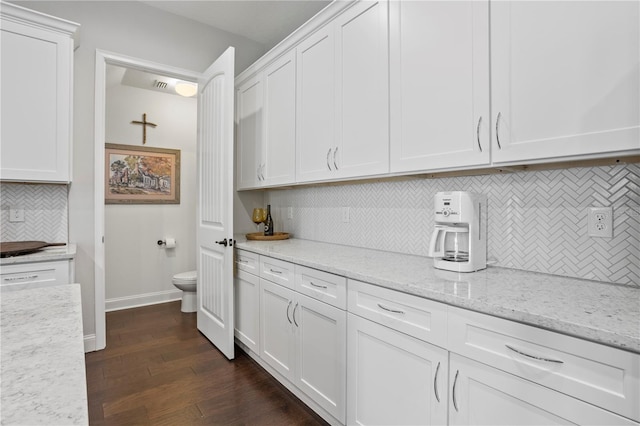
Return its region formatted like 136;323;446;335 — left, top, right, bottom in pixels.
1;1;79;45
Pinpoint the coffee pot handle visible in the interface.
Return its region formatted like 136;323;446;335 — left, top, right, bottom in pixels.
428;227;444;258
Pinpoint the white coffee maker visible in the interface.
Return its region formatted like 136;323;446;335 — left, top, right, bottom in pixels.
428;191;486;272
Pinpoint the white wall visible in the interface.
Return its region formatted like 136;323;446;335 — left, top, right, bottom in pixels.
104;74;196;308
15;1;266;340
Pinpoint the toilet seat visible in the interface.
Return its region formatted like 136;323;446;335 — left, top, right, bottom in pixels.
172;270;197;285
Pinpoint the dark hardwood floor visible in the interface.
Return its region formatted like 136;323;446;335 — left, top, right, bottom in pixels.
85;301;328;425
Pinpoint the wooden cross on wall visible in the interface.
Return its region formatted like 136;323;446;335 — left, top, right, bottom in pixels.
131;113;157;145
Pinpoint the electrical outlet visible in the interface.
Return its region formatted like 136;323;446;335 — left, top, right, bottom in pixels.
287;207;293;220
341;207;350;223
9;207;24;223
588;207;613;238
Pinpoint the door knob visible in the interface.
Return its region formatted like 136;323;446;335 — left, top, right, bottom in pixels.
215;238;228;247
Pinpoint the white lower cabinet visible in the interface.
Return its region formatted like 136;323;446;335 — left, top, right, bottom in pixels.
234;269;260;353
259;274;347;423
347;313;447;426
0;259;74;291
448;353;637;426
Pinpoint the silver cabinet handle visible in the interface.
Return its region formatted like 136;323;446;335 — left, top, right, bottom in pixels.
257;165;262;181
286;300;292;324
260;164;266;181
377;303;405;315
495;112;502;149
292;302;299;327
309;281;328;289
326;148;333;171
476;116;483;152
452;369;459;412
333;147;339;170
4;275;39;282
505;344;564;364
269;268;282;274
237;259;249;264
434;361;441;403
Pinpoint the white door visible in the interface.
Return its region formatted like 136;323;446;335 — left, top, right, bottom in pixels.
197;46;235;360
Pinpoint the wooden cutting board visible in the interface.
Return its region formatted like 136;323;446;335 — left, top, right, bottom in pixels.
0;241;66;258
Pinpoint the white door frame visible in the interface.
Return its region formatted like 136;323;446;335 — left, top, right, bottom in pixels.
93;50;200;350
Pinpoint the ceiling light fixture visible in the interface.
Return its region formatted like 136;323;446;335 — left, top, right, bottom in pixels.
175;82;197;97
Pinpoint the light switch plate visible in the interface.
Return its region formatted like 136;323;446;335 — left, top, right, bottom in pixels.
287;207;293;219
341;207;350;223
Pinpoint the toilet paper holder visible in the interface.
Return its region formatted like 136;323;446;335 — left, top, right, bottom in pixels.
157;238;176;248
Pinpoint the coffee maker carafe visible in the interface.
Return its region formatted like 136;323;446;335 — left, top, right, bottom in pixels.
428;191;486;272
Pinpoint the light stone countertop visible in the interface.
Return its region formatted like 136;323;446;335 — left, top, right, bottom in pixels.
235;237;640;354
0;244;76;265
1;284;88;425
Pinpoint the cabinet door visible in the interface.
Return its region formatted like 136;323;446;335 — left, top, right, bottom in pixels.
296;25;336;182
389;0;490;173
347;313;448;426
1;17;74;182
259;278;295;381
334;0;389;179
449;354;637;426
236;75;263;189
234;269;260;353
263;51;296;186
491;1;640;164
294;293;346;423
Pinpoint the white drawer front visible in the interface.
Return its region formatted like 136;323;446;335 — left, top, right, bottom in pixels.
260;256;294;289
448;306;640;422
347;279;447;348
295;265;346;309
0;260;70;291
235;250;259;275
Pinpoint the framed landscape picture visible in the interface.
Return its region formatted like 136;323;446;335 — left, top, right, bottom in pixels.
105;143;180;204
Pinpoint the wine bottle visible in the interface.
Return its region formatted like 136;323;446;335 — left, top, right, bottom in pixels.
264;204;274;236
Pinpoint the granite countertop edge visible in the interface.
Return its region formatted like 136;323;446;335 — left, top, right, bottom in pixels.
0;243;77;265
235;237;640;354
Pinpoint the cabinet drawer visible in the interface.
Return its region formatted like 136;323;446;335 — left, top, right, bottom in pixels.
295;265;346;309
235;250;259;275
260;256;294;289
448;306;640;422
0;260;70;291
347;279;447;348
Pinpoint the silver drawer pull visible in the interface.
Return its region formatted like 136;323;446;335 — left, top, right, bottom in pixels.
452;369;459;412
309;281;328;289
269;268;283;274
505;344;564;364
4;275;39;281
377;303;405;315
237;259;249;264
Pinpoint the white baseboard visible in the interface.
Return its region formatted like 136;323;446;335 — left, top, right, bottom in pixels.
105;289;182;312
84;334;96;353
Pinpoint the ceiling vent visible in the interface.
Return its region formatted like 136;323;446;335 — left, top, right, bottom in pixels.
154;80;168;89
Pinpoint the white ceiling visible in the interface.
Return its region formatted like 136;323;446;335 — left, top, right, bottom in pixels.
141;0;332;50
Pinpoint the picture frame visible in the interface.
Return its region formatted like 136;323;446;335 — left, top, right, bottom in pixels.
105;143;180;204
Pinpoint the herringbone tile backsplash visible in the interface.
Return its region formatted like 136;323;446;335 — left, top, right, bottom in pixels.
0;183;68;243
266;163;640;287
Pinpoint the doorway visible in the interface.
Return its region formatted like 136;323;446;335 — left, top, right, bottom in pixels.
94;51;201;350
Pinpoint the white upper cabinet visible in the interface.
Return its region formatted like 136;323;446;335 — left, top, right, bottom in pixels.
334;0;389;179
262;51;296;186
296;25;336;183
297;0;389;183
0;3;78;183
389;0;490;173
490;1;640;164
236;75;262;190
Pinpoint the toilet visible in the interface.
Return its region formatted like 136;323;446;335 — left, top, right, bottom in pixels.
172;270;197;313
